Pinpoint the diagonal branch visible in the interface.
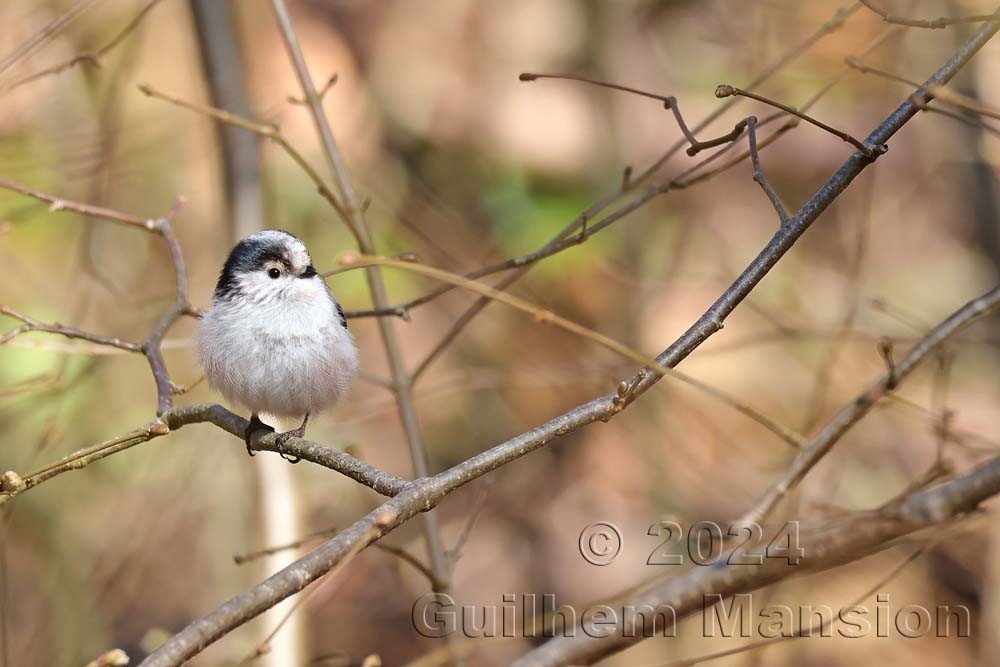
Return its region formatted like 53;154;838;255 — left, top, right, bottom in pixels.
514;455;1000;666
714;84;884;157
860;0;998;28
3;0;166;93
0;403;409;506
136;14;1000;667
739;284;1000;525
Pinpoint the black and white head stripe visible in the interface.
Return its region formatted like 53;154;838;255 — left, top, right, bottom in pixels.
214;230;315;299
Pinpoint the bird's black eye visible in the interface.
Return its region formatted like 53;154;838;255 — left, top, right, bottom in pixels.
268;267;281;279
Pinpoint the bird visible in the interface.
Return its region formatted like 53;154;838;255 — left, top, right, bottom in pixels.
197;230;358;462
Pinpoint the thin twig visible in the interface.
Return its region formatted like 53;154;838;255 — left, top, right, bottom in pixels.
3;0;166;92
0;305;140;351
860;0;998;28
338;253;804;447
846;57;1000;122
0;176;157;230
745;115;789;224
715;84;885;157
266;4;458;657
138;12;1000;667
234;527;440;588
344;4;867;322
741;285;1000;525
0;403;409;506
0;0;101;78
137;83;350;223
519;72;749;157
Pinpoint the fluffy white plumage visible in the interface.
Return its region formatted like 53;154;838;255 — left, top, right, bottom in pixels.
198;231;358;420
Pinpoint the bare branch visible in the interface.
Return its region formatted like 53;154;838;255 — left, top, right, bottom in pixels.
137;18;1000;664
0;176;157;230
3;0;166;92
741;285;1000;525
515;464;1000;666
715;84;885;157
745;115;789;224
338;253;804;447
860;0;998;29
0;305;140;351
267;0;457;643
137;82;350;223
0;403;409;506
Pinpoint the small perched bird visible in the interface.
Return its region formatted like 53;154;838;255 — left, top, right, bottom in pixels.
198;230;358;461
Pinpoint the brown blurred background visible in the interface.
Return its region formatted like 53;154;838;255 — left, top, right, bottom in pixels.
1;1;1000;665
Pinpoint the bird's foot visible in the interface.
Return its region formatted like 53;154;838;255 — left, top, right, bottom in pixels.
274;426;305;464
244;414;274;457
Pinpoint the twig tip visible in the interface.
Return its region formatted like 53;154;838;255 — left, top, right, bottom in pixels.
715;84;737;98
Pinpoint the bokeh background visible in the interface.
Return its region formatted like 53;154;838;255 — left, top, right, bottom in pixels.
2;1;1000;665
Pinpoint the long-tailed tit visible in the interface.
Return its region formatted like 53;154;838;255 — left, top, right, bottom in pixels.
198;230;358;462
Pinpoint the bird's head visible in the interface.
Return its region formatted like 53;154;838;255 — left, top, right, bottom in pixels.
213;230;326;305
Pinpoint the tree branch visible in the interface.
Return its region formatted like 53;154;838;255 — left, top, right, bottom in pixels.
513;455;1000;666
137;16;1000;666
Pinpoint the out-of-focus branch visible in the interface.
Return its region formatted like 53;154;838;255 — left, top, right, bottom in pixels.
0;0;100;79
339;253;803;447
342;3;866;322
513;455;1000;666
137;82;349;222
740;284;1000;525
137;17;1000;665
3;0;166;93
0;176;156;229
846;56;1000;122
860;0;998;28
189;0;265;238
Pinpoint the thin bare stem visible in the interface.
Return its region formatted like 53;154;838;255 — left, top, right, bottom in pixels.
745;115;789;224
519;73;749;157
0;0;101;78
3;0;166;93
340;253;804;448
860;0;998;28
137;83;350;222
266;4;457;657
0;403;409;506
0;176;156;230
0;305;140;351
741;285;1000;525
138;11;1000;667
715;84;884;157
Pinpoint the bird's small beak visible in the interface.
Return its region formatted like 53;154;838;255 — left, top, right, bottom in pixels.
300;265;318;279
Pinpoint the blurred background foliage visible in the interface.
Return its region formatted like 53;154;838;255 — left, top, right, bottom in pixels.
1;0;1000;665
